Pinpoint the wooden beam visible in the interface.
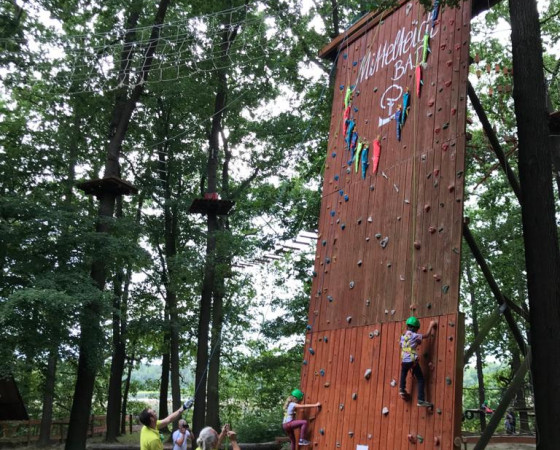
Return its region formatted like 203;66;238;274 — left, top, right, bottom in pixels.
463;221;527;355
473;348;531;450
463;305;505;364
467;81;522;199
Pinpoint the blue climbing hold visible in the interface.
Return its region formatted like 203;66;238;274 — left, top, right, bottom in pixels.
339;189;344;196
303;359;308;365
309;347;315;355
354;106;358;112
320;369;325;376
325;257;331;264
340;84;344;90
331;152;336;158
322;240;327;246
341;223;346;230
327;295;334;302
344;195;349;202
306;324;312;330
334;174;339;181
330;210;335;217
343;54;348;59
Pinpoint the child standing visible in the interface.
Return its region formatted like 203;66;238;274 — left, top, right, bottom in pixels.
399;316;437;407
282;389;321;448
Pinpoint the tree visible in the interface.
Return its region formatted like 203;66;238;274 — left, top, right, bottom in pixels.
508;1;560;447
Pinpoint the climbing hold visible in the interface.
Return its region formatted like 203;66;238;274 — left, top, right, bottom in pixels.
400;274;405;281
331;152;336;158
347;316;352;323
369;332;375;339
339;403;344;410
408;434;416;444
373;329;380;336
324;382;330;388
322;240;327;246
364;369;372;380
346;168;351;174
442;143;449;151
390;379;396;387
352;393;357;400
357;217;362;224
369;185;375;191
348;431;354;437
442;285;450;294
365;298;371;306
312;271;317;277
393;183;399;192
365;237;370;242
434;436;440;446
368;434;372;439
344;194;349;202
373;87;378;92
375;233;382;239
387;262;392;268
357;260;362;266
427;302;432;309
433;274;441;281
308;347;315;355
323;336;329;342
382;407;389;415
334;174;339;181
448;184;455;192
319;428;325;435
349;281;355;289
437;408;442;415
339;189;344;196
449;336;454;341
325;257;331;264
320;369;325;376
303;360;308;365
414;241;421;249
349;354;354;362
306;325;312;331
391;310;395;315
341;223;346;230
330;210;335;217
449;321;455;327
327;295;334;302
446;377;452;385
417;434;424;444
380;237;389;248
429;226;436;234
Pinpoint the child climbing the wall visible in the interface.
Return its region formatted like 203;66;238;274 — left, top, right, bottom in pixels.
282;389;321;448
399;316;437;407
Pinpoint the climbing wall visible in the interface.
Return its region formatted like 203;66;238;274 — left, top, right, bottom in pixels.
300;0;470;448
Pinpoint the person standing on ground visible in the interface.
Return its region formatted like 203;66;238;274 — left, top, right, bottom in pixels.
139;399;193;450
399;316;437;407
173;419;193;450
282;389;321;448
196;424;240;450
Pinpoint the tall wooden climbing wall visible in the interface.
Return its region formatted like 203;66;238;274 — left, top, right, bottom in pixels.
299;0;470;448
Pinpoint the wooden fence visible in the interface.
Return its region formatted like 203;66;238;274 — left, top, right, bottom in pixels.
0;415;138;446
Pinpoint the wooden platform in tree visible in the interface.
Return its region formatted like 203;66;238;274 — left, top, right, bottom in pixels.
188;198;235;216
76;176;138;197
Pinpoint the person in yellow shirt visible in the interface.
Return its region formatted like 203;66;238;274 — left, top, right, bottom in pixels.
139;400;193;450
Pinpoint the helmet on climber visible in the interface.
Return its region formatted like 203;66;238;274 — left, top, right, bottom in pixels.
406;316;421;329
291;389;304;400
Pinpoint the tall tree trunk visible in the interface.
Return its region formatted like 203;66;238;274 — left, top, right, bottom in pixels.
508;1;560;448
511;350;530;433
466;262;486;432
65;2;171;448
193;24;237;435
121;352;136;435
159;350;171;424
37;350;57;446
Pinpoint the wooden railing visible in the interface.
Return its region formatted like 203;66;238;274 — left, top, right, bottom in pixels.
0;415;139;446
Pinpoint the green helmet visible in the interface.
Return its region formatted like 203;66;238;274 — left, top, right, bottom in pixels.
406;316;420;328
291;389;304;400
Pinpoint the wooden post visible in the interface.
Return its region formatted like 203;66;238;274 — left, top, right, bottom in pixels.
463;221;528;354
467;81;521;199
473;348;531;450
129;414;132;434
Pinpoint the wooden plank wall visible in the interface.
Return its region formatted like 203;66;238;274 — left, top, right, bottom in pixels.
300;314;464;448
299;0;471;448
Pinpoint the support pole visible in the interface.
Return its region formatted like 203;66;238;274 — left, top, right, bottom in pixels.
463;304;506;364
467;81;522;200
463;221;527;355
473;348;531;450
